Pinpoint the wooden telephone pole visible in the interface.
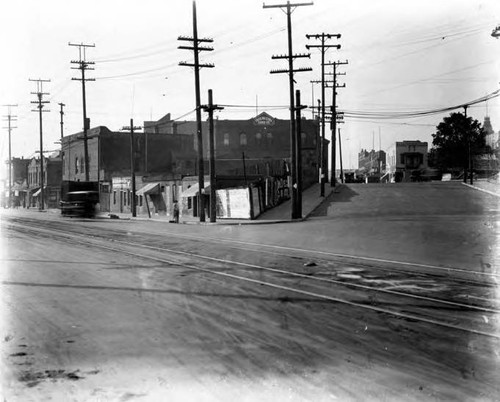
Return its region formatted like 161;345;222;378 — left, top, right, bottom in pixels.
201;89;223;223
2;104;18;208
29;79;50;210
69;42;95;182
306;33;341;195
178;0;214;223
122;119;142;217
264;0;313;219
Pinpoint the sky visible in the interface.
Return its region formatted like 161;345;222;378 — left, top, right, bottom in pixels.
1;0;499;173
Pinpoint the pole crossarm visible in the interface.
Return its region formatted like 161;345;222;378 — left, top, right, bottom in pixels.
271;67;312;74
179;61;215;68
178;45;214;52
306;44;341;50
178;35;213;43
263;2;313;9
272;53;310;59
306;34;341;39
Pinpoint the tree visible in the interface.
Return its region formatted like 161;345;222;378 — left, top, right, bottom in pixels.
430;112;487;179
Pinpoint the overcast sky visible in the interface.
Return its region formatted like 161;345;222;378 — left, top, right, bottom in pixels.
1;0;499;171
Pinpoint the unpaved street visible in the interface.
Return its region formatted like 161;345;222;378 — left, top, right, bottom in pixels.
1;183;499;401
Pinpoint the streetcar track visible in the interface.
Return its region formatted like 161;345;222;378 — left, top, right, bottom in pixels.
3;219;499;313
4;216;498;285
3;217;500;339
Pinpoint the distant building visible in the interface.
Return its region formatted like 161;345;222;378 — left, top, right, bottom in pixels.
483;116;498;150
358;149;386;175
1;157;30;207
386;141;428;182
26;153;62;208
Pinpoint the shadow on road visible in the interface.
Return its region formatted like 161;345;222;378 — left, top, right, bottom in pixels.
310;185;359;217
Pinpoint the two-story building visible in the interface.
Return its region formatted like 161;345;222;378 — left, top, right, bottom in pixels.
386;140;428;182
26;153;62;208
2;157;30;208
61;125;196;217
145;111;322;218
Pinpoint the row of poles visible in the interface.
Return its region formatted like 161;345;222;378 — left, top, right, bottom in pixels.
179;1;348;221
2;42;94;210
3;0;345;221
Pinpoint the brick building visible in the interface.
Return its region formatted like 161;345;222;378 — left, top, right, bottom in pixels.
61;126;196;216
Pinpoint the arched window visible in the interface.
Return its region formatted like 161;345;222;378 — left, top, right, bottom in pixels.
75;157;79;173
223;133;230;146
266;132;273;144
255;132;262;145
240;132;247;146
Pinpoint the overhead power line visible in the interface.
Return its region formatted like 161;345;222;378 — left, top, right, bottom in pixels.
342;90;500;120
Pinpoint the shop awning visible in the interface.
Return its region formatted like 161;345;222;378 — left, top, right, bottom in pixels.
181;183;211;198
136;182;160;196
32;188;42;197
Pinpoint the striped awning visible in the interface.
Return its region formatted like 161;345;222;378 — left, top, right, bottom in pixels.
136;182;160;196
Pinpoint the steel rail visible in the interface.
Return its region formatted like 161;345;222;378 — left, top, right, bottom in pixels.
3;219;499;339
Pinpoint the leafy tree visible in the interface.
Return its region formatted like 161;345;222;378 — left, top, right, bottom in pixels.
430;112;488;175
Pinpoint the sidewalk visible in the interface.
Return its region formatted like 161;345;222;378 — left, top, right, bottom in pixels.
461;177;500;198
97;182;339;225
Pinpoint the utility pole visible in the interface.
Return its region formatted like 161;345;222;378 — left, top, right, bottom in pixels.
264;0;313;220
29;79;50;211
69;42;95;182
122;119;142;218
295;89;307;217
463;105;474;185
2;104;18;208
58;102;65;182
325;60;347;186
178;0;214;223
201;89;223;223
58;102;65;140
306;33;340;196
338;128;344;184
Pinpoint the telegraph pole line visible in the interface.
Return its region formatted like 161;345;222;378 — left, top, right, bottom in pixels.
306;33;341;196
2;104;18;208
29;79;51;211
122;119;142;218
264;0;313;220
69;42;95;182
178;0;214;223
201;89;223;223
325;60;347;186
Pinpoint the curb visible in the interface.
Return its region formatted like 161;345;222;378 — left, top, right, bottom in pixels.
462;182;500;198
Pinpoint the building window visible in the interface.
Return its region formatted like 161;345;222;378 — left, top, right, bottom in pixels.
139;195;143;207
266;132;273;144
223;133;230;146
75;157;79;174
240;132;247;146
255;132;262;145
113;191;116;205
400;154;405;164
